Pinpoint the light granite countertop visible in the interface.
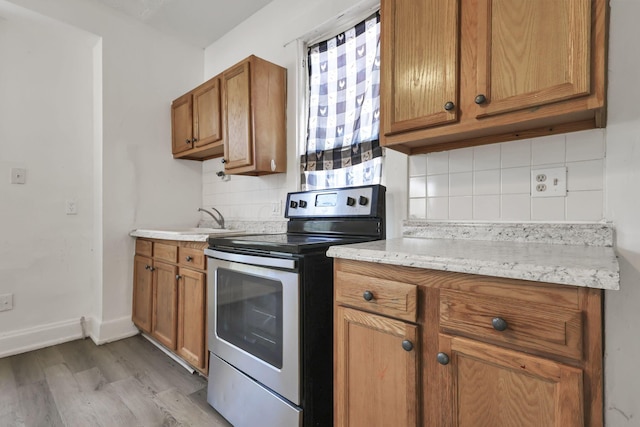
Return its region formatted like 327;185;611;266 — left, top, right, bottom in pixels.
129;228;245;242
327;222;620;290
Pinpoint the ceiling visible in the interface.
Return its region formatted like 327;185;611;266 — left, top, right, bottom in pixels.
93;0;274;48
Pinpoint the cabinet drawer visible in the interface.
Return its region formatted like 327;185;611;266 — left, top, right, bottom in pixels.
179;247;206;270
154;242;178;263
440;289;583;360
335;270;417;322
135;239;152;257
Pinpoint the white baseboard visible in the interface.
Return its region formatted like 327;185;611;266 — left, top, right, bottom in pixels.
0;318;86;358
89;315;139;345
0;315;139;358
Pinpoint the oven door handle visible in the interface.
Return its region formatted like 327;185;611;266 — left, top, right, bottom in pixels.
205;248;297;270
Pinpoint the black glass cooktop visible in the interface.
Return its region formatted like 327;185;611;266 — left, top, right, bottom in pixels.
208;233;371;254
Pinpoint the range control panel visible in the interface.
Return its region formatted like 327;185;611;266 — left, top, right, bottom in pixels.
285;184;385;218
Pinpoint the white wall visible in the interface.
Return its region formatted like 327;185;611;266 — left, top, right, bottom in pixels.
0;2;97;352
201;0;408;238
0;0;205;354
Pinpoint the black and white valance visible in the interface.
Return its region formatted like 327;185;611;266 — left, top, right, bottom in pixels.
301;12;382;190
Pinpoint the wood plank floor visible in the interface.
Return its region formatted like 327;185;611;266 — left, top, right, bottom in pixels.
0;335;232;427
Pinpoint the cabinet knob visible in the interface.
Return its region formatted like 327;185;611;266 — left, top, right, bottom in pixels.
185;139;191;144
437;352;450;365
402;340;414;352
185;256;193;262
176;274;182;280
363;290;374;301
149;267;155;271
444;101;455;111
492;317;508;332
475;94;487;104
221;158;227;164
145;265;150;270
192;138;198;143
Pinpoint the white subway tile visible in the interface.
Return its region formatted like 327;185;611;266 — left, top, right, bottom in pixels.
427;197;449;219
531;197;565;221
567;160;604;191
449;147;474;173
501;194;531;221
409;198;427;219
449;172;473;197
409;176;427;198
427;174;449;197
474;170;501;195
427;151;449;175
566;129;605;162
473;195;501;220
531;134;566;165
473;144;501;171
449;196;473;220
409;154;427;176
501;139;531;168
567;190;604;221
501;167;531;194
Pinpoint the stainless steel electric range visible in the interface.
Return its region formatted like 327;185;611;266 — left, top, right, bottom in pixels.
204;184;386;427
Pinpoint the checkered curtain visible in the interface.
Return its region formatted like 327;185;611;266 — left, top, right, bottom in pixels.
301;12;382;190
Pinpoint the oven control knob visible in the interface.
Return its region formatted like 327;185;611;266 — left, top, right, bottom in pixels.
290;200;298;209
299;200;307;208
346;196;356;206
358;196;369;206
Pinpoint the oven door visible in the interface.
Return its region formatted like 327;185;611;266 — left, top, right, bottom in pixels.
206;249;300;405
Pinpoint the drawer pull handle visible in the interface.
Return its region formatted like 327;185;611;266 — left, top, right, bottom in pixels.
363;290;374;301
437;352;450;365
402;340;414;352
492;317;508;332
185;256;193;262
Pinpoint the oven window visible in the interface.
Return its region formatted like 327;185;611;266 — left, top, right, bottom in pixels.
216;268;284;368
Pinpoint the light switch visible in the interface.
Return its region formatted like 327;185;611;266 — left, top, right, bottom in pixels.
10;168;26;184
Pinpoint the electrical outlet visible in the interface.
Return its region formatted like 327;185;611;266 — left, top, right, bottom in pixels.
531;167;567;197
0;294;13;312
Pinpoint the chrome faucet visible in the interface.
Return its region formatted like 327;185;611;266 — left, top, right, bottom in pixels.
198;207;225;229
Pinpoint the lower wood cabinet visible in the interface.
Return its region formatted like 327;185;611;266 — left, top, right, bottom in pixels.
334;258;603;427
132;238;208;374
334;306;419;427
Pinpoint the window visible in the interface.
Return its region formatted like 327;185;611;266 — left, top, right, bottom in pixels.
301;12;382;190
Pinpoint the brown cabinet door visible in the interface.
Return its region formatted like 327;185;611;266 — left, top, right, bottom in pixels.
171;93;193;155
152;261;179;350
438;334;584;427
132;255;153;333
177;268;206;369
472;0;591;118
381;0;460;137
222;60;253;170
193;77;222;148
334;306;419;427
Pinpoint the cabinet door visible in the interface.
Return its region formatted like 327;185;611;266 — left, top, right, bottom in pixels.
132;255;153;333
152;261;179;350
381;0;460;137
472;0;591;118
335;306;419;427
177;268;206;369
222;60;253;170
171;93;193;155
438;335;584;427
193;77;222;148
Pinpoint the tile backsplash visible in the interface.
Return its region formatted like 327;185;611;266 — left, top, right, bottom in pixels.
408;129;605;222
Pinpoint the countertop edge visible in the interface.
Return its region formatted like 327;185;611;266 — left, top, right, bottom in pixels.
327;243;620;291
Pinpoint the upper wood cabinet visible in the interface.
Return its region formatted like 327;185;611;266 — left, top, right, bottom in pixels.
171;76;223;160
222;55;287;176
380;0;608;154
